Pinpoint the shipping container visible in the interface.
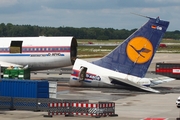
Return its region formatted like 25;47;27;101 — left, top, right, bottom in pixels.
0;79;49;98
156;63;180;79
3;68;30;79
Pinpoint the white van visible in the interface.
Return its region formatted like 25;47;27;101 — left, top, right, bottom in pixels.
176;96;180;108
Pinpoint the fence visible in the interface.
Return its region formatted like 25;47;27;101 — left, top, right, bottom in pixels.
0;96;118;118
0;96;60;111
47;101;118;118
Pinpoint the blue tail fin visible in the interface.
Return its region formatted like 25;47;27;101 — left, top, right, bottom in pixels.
92;17;169;78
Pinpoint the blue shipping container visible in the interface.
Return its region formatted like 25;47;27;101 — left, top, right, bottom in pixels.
0;79;49;98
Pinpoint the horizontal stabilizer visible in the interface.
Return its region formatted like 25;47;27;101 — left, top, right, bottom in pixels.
109;76;160;93
148;76;175;86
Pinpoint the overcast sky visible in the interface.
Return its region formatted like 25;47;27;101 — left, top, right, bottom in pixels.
0;0;179;31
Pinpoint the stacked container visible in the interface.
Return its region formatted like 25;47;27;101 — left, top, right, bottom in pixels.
0;79;49;98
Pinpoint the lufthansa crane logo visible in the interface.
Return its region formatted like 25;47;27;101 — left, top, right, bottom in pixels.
126;37;153;64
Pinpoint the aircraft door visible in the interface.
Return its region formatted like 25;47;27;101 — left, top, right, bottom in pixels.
78;66;87;81
10;41;23;53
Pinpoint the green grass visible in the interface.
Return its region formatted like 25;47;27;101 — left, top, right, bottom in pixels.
77;38;180;42
77;46;115;58
157;45;180;53
161;39;180;43
77;39;124;44
77;39;180;58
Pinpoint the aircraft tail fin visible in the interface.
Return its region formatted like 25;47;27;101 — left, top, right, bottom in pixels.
92;17;169;78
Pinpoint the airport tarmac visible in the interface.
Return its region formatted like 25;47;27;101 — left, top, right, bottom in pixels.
1;53;180;120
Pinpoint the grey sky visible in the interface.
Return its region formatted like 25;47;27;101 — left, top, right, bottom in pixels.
0;0;179;31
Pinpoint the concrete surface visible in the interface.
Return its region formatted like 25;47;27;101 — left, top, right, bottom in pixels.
1;53;180;120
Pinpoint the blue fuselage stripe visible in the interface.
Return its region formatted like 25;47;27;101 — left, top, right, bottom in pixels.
0;54;30;56
0;54;65;56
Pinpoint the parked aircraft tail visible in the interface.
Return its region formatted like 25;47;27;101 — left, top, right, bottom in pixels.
92;17;169;78
70;16;173;93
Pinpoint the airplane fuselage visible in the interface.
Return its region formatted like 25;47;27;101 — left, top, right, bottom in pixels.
0;52;70;70
70;17;172;93
70;59;151;88
0;37;77;70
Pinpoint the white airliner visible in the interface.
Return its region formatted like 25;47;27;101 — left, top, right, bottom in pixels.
69;17;175;93
0;36;77;70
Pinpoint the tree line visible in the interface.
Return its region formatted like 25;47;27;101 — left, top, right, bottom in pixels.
0;23;179;40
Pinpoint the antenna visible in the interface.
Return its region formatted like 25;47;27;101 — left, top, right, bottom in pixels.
130;12;152;19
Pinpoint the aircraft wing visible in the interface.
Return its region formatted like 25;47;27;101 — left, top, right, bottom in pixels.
0;61;22;68
148;76;175;86
109;76;160;93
